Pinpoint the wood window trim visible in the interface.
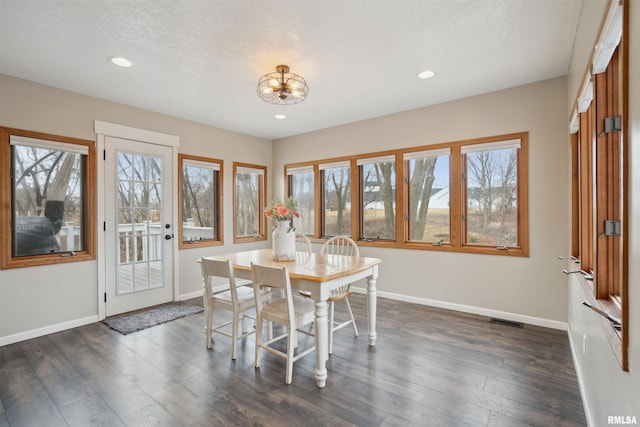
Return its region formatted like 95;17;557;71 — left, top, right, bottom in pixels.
232;162;267;243
284;132;529;257
569;0;629;371
177;153;223;250
0;127;96;269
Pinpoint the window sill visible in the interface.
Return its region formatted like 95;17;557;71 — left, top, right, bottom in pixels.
1;251;95;270
357;240;529;257
234;235;266;244
178;239;223;250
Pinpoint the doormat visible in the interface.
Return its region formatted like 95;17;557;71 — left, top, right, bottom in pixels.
103;302;203;335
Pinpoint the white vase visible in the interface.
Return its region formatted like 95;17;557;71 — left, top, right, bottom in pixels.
272;220;296;261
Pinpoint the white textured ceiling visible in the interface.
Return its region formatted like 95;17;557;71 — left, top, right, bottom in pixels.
0;0;582;140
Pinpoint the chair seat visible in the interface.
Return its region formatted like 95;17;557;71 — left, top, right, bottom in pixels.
261;295;315;326
210;286;257;312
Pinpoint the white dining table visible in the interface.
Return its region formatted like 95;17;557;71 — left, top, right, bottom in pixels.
202;248;381;388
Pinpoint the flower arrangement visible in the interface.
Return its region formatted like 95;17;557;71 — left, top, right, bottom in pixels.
264;196;300;221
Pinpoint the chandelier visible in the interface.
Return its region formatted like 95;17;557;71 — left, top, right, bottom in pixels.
257;65;308;105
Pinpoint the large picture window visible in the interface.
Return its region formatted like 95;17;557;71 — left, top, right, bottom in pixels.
233;162;266;242
285;132;528;257
178;154;222;249
462;139;520;248
0;127;96;269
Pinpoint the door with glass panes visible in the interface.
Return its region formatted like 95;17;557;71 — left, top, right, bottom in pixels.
104;137;174;316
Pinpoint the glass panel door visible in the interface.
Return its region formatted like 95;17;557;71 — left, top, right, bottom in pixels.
105;137;173;316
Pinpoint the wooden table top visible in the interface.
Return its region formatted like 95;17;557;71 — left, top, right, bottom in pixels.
203;248;380;283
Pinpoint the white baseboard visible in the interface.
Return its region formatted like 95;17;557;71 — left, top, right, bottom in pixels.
0;315;99;347
567;325;595;427
177;289;204;301
1;287;566;347
352;286;567;331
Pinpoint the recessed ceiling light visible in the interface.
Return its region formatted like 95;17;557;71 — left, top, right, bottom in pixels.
418;70;435;79
274;114;286;120
109;56;133;68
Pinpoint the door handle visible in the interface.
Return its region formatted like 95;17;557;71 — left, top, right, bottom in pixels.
165;234;172;240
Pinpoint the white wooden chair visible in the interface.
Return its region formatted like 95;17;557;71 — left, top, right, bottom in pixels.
200;257;268;360
251;263;316;384
295;233;312;255
320;235;360;355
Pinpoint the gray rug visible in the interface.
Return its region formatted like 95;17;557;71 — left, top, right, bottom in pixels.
103;301;203;335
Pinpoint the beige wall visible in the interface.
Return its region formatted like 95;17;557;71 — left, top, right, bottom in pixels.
564;0;640;423
0;74;272;341
273;77;570;326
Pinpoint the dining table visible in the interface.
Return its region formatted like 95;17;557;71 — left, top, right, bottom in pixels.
202;248;381;388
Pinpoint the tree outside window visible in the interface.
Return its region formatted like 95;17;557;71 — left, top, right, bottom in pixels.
359;156;395;240
462;140;520;247
287;166;314;235
179;154;222;248
233;163;266;242
320;161;351;236
405;149;450;242
1;127;96;269
12;142;85;256
281;131;527;257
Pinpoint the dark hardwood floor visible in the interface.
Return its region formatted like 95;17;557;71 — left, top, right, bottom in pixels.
0;294;586;426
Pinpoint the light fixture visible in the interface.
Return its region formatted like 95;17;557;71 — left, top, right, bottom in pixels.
274;114;286;120
257;65;308;105
109;56;133;68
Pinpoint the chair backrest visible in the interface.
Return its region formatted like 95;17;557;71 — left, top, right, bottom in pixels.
295;233;312;254
320;235;359;257
251;263;295;321
200;257;239;306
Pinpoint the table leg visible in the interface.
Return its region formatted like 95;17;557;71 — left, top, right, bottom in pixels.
367;274;377;346
314;299;328;388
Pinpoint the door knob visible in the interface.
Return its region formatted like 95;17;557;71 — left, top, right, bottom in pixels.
165;234;172;240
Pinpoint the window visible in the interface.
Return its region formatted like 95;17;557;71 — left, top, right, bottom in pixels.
287;165;315;235
571;41;628;369
0;127;96;269
358;155;396;241
178;154;222;249
319;161;351;236
284;132;527;256
404;148;450;243
233;162;266;242
462;139;521;248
